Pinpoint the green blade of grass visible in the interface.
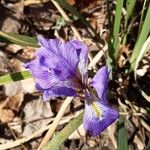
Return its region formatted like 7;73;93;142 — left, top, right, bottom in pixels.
43;112;83;150
130;3;150;71
113;0;124;59
118;117;128;150
0;31;38;47
138;0;148;35
134;36;150;78
125;0;136;26
106;0;124;78
0;71;32;85
122;0;136;45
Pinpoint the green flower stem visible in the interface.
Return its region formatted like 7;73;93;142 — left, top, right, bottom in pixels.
130;3;150;70
113;0;124;59
118;117;128;150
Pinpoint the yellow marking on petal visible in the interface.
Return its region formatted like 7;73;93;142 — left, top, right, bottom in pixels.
92;102;102;118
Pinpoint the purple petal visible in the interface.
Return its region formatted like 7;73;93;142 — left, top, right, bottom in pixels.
70;40;88;83
38;36;49;48
90;66;109;104
25;37;88;98
42;86;77;101
25;37;82;89
38;37;79;79
35;77;78;91
25;55;48;78
83;96;119;136
25;59;60;89
35;82;77;101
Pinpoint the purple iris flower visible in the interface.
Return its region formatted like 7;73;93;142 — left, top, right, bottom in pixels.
25;36;119;136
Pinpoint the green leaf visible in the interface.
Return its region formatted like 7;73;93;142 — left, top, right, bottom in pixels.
122;0;136;44
113;0;124;59
134;36;150;78
43;112;83;150
130;3;150;71
118;117;128;150
125;0;136;26
138;0;149;35
0;71;32;85
106;0;124;78
0;31;38;47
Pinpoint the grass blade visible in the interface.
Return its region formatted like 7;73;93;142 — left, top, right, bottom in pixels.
118;117;128;150
122;0;136;44
106;0;124;77
138;0;148;35
125;0;136;26
0;71;32;85
113;0;124;59
0;31;38;47
134;36;150;78
130;3;150;70
43;112;83;150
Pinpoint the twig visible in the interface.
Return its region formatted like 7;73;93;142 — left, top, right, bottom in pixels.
8;125;26;150
119;112;149;116
38;97;73;149
24;0;49;6
88;43;108;69
141;119;150;132
0;110;79;150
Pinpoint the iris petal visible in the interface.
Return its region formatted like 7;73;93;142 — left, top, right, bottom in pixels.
38;37;79;79
70;40;88;83
83;96;119;136
43;87;77;101
90;66;109;104
25;58;60;89
35;82;77;101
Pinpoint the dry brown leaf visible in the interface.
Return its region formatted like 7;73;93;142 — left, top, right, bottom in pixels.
8;92;24;112
21;78;36;94
20;47;36;60
23;96;53;137
0;109;14;123
66;0;76;5
107;123;117;149
6;44;23;53
0;51;11;75
0;99;14;123
0;0;23;33
134;135;145;150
